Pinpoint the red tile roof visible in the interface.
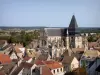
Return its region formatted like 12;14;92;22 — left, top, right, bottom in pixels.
42;66;53;75
44;61;63;69
13;44;24;53
35;60;44;65
23;56;31;61
35;60;63;69
0;53;11;64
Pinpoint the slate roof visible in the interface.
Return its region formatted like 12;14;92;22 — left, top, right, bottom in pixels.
96;64;100;72
69;15;78;28
44;28;62;36
68;15;80;35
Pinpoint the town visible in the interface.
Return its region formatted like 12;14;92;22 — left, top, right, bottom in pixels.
0;15;100;75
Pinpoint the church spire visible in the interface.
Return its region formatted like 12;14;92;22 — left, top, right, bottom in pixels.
69;15;78;28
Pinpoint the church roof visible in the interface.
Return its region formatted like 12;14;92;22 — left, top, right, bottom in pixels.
69;15;78;28
68;15;80;35
44;28;62;36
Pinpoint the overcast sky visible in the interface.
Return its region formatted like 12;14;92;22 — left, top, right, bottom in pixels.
0;0;100;27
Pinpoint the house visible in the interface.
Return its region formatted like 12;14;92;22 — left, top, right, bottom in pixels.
32;65;53;75
0;53;12;64
71;48;85;60
80;50;100;67
0;63;16;75
86;58;100;75
13;44;25;59
40;66;53;75
62;56;79;72
26;49;38;58
8;50;19;60
80;50;100;75
35;60;65;75
11;62;36;75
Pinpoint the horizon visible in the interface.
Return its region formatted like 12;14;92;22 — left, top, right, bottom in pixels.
0;0;100;27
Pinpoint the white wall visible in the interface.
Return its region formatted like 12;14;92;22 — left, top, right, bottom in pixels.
51;67;65;75
71;57;79;71
10;52;18;60
75;36;83;48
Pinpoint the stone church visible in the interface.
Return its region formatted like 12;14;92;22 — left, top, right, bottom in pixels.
39;15;88;50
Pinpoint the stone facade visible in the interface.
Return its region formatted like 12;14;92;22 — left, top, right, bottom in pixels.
39;15;88;58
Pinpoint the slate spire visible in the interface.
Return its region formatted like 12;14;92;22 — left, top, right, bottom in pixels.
69;15;78;28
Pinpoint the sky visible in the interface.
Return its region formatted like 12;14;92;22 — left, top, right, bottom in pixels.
0;0;100;27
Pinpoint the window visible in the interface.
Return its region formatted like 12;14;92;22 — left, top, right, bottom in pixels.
57;69;59;72
61;68;62;72
53;70;55;74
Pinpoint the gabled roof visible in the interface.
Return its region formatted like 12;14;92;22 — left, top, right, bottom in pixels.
0;63;15;74
69;15;78;28
62;56;74;64
96;64;100;72
11;62;33;75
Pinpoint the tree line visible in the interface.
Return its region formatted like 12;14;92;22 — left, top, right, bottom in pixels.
0;30;40;47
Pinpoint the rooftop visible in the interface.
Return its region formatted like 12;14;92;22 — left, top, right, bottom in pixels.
35;60;63;69
41;66;53;75
0;53;11;64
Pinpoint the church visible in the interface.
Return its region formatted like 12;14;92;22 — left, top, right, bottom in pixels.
39;15;88;50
